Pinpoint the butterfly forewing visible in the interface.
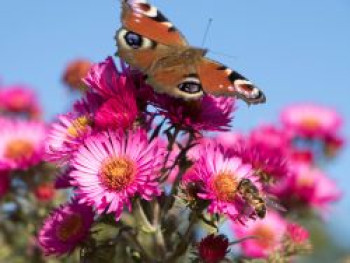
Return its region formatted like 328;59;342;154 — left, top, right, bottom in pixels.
122;0;188;47
116;28;172;72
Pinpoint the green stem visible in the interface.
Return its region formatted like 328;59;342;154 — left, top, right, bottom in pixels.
153;201;167;256
167;213;198;263
134;199;156;233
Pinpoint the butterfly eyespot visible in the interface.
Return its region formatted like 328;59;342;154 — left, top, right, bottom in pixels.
117;29;156;50
124;31;143;49
178;82;202;94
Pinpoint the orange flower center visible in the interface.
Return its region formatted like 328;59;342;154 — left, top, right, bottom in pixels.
252;226;276;249
56;214;83;242
297;174;315;187
213;172;239;202
101;156;136;191
5;139;34;160
67;116;90;138
301;117;320;130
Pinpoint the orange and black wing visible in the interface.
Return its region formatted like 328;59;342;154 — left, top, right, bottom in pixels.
117;0;188;73
196;58;266;105
121;0;187;47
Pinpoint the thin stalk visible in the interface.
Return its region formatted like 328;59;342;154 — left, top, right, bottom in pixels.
167;213;198;263
153;200;167;256
134;199;155;233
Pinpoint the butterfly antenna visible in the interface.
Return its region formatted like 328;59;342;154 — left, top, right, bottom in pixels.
201;18;213;47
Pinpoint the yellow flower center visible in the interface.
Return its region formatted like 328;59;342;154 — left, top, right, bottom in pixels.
67;116;90;138
56;214;83;242
101;156;136;191
301;117;320;130
213;172;239;202
253;226;276;249
5;139;34;160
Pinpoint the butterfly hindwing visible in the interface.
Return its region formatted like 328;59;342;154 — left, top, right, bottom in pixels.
196;58;266;104
146;61;204;99
122;0;188;47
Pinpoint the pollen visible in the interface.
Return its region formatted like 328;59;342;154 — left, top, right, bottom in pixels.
301;117;320;130
67;116;91;138
297;175;315;187
252;226;276;249
213;172;239;202
101;156;136;191
56;214;83;242
5;139;34;160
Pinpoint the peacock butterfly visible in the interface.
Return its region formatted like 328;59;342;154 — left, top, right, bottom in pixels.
115;0;266;105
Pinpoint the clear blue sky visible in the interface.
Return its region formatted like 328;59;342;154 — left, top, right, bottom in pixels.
1;0;349;254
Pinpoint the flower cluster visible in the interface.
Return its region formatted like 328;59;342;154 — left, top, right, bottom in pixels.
37;56;345;262
0;84;60;261
208;104;343;260
40;57;261;259
232;212;311;260
0;85;49;196
0;54;343;263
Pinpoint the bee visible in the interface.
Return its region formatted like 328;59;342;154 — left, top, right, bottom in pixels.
237;178;266;219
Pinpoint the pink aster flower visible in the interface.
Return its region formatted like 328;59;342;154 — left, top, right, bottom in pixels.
281;103;342;138
73;91;103;116
94;97;138;130
152;94;235;132
184;142;259;222
0;119;46;170
38;200;94;256
83;57;137;101
45;93;100;164
249;124;292;152
215;131;244;149
83;57;138;130
287;163;341;212
71;129;165;220
0;170;10;198
0;86;41;119
231;140;289;185
45;111;93;164
232;211;287;258
286;223;309;244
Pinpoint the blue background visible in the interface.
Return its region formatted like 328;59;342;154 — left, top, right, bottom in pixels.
1;0;349;259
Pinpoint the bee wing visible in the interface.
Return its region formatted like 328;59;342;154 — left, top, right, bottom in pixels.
265;196;287;212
